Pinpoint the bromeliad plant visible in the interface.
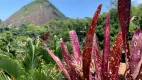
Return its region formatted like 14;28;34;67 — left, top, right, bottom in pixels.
40;0;142;80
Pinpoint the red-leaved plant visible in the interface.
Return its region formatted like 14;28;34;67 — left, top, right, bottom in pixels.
40;0;142;80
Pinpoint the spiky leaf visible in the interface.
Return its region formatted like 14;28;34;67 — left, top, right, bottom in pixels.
118;0;131;53
70;30;82;63
60;42;82;80
108;31;123;80
82;4;102;80
102;13;110;79
40;39;71;80
92;34;102;80
130;29;142;75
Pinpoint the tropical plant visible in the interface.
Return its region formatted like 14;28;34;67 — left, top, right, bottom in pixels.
0;71;11;80
40;0;142;80
18;63;63;80
0;37;64;80
0;54;25;80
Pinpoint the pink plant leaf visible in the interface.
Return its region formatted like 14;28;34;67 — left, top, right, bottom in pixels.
60;42;82;80
108;31;123;80
130;29;142;75
136;68;142;79
92;34;102;80
40;39;71;80
133;56;142;79
102;13;110;79
124;43;133;80
118;0;132;79
118;0;131;54
89;59;95;79
69;30;82;64
60;42;74;64
82;4;102;80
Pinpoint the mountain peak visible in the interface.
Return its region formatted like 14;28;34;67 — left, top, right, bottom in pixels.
34;0;49;3
4;0;66;27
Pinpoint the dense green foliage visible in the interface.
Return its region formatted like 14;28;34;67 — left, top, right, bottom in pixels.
0;23;64;80
44;9;120;49
131;4;142;28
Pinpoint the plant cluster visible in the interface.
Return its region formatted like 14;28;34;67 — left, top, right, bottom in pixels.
1;0;142;80
0;37;64;80
40;0;142;80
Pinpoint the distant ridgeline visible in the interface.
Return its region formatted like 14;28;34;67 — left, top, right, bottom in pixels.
3;0;67;28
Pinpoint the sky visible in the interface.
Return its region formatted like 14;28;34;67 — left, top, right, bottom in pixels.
0;0;142;21
132;0;142;4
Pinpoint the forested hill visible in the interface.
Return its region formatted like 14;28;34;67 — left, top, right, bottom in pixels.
3;0;67;28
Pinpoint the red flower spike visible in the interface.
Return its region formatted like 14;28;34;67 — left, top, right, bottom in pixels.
70;30;82;63
40;39;71;80
130;29;142;75
60;42;82;80
108;31;123;80
40;33;50;41
102;13;110;79
82;4;102;80
118;0;131;54
92;34;102;80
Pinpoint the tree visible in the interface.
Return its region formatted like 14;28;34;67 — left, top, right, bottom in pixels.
0;19;1;24
138;4;142;10
110;0;118;8
132;4;142;28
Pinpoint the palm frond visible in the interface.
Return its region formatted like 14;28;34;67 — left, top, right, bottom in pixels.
0;54;25;79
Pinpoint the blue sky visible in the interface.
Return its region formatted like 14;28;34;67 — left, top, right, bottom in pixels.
0;0;141;21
